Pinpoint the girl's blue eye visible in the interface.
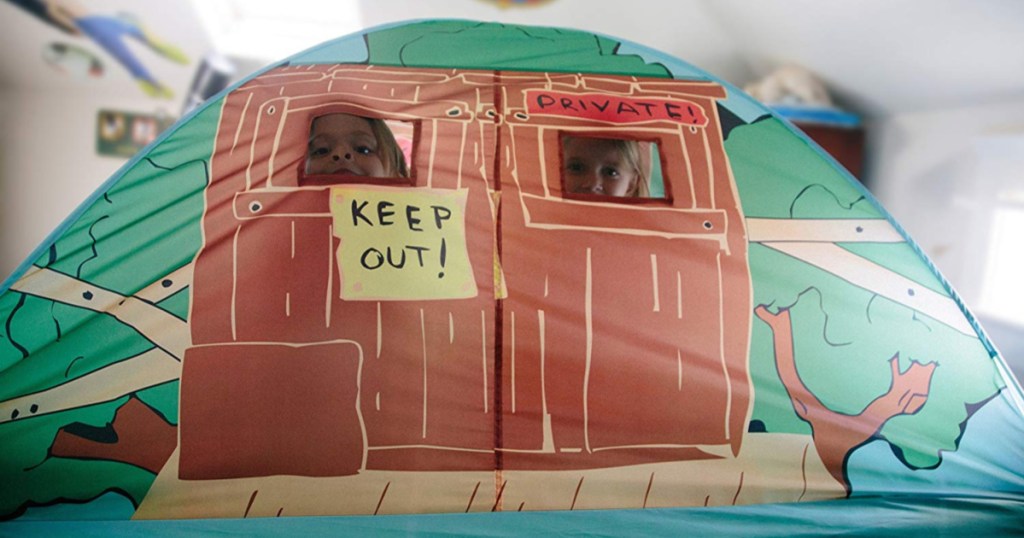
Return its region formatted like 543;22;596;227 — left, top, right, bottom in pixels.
602;167;620;177
311;147;329;156
565;161;584;173
356;146;374;155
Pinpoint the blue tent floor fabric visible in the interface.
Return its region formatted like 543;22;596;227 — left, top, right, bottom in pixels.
1;19;1022;534
3;496;1023;537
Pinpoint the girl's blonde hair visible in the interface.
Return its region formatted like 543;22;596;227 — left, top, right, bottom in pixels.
614;139;652;197
366;118;409;178
565;136;653;197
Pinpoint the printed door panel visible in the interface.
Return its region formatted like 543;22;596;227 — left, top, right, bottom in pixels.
355;115;498;458
585;238;731;449
500;225;731;452
496;71;749;465
360;303;496;451
233;214;336;344
228;186;499;459
192;65;502;475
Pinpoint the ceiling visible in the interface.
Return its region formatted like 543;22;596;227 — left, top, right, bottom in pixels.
0;0;1021;118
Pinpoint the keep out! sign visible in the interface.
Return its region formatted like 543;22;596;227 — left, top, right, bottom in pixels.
330;186;478;300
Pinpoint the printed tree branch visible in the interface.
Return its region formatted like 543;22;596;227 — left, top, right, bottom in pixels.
50;395;177;474
754;305;937;493
0;348;180;425
10;266;191;359
0;264;191;424
759;242;973;336
745;218;903;243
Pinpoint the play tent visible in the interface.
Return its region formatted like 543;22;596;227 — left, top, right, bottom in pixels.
1;19;1022;536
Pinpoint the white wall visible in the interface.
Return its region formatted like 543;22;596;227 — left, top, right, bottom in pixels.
0;88;158;282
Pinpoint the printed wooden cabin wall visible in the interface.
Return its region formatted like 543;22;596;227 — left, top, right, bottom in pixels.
180;65;751;479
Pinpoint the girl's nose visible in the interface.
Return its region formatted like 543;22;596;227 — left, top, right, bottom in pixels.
582;175;603;193
332;151;353;161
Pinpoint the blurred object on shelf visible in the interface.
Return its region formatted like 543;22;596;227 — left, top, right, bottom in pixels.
745;64;833;108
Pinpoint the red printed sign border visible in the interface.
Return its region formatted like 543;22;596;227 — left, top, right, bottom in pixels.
526;90;708;127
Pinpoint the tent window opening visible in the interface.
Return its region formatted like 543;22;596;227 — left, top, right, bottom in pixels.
300;113;414;186
560;135;666;201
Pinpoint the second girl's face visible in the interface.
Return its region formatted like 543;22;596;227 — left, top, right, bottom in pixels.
305;113;387;178
562;137;639;197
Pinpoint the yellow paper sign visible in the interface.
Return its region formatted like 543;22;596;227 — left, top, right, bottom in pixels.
330;185;477;300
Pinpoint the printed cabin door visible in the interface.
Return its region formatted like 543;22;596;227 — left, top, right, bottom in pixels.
495;74;751;469
186;66;502;476
357;73;501;470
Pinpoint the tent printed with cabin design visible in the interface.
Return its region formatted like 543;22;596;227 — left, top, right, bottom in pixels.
1;19;1022;536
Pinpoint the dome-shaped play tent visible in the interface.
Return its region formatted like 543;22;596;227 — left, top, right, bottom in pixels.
1;19;1022;536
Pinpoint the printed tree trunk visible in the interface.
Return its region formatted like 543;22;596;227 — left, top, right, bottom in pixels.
754;305;937;492
50;396;176;474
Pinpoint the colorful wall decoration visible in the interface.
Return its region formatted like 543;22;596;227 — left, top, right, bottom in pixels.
5;0;189;98
95;109;175;157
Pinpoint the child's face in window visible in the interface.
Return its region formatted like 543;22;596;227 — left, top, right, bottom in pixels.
563;137;639;197
306;113;387;178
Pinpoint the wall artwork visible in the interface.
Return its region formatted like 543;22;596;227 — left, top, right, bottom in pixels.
5;0;189;98
96;109;174;157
